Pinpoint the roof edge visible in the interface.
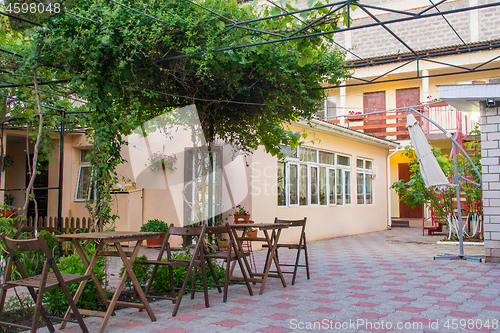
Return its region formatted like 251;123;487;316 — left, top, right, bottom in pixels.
293;119;401;149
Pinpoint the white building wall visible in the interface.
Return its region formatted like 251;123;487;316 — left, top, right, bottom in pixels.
481;103;500;263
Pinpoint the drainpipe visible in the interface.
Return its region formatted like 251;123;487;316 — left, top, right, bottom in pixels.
387;146;402;228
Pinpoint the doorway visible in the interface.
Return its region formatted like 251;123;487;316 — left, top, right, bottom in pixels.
26;155;49;219
363;91;386;135
398;163;422;218
396;87;420;140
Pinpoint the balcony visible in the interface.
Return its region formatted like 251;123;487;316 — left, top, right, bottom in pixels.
324;102;478;142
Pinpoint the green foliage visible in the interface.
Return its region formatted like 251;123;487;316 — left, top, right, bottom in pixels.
43;246;107;315
391;135;482;235
119;254;153;291
151;252;226;293
3;0;350;227
139;219;169;233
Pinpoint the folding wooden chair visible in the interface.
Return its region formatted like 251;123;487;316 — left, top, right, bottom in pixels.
264;217;310;285
0;233;90;333
201;223;253;302
141;224;214;317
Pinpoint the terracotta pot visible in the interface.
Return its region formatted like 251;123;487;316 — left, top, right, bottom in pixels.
246;230;257;238
146;234;165;248
217;239;228;251
234;214;251;223
2;210;13;218
347;115;363;122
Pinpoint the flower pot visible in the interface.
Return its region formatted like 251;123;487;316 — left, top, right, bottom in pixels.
217;239;228;251
347;115;363;122
146;234;165;248
246;230;257;238
2;209;13;218
234;214;251;223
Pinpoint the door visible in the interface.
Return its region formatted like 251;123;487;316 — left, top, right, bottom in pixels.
183;146;222;226
363;91;386;135
396;87;420;139
26;155;49;219
398;163;422;218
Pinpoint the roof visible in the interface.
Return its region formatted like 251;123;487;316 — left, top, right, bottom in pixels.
349;39;500;68
294;118;400;149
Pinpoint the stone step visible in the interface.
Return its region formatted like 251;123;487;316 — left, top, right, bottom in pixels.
391;219;410;228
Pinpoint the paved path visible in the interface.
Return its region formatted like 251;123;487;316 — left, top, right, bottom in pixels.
35;228;500;332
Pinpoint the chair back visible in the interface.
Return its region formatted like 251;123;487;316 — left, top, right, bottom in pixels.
204;223;236;253
274;217;307;228
160;224;206;259
0;232;58;283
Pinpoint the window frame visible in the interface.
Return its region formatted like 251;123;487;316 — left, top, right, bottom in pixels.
75;149;95;202
278;147;352;208
356;157;374;206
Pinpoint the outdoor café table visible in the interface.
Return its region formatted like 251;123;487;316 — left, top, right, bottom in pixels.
229;223;289;294
56;231;162;333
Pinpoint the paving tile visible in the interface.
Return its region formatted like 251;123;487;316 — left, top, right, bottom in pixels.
446;311;477;318
47;228;496;333
153;328;190;333
113;320;149;329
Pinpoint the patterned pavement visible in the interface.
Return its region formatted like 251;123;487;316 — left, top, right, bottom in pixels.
34;227;500;332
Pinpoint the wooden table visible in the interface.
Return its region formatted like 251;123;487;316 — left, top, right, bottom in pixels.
56;231;163;333
229;223;289;294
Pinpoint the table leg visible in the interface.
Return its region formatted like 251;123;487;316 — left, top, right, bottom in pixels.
258;229;287;294
269;229;287;287
97;241;155;333
59;240;109;330
116;241;157;321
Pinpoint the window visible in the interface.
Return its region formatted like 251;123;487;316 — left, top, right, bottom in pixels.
315;96;337;119
277;147;352;207
357;158;373;205
75;149;94;201
336;154;351;205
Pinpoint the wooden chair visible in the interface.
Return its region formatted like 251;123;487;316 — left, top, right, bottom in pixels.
141;224;214;317
0;233;90;333
264;217;309;285
201;223;253;302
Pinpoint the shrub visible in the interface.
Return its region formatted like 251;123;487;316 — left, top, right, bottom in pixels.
43;246;107;315
139;219;169;233
151;252;226;293
119;254;153;291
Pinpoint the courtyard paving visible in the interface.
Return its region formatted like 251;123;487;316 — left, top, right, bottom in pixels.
37;227;499;332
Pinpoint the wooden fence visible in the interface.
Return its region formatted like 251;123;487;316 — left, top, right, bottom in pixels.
23;216;95;233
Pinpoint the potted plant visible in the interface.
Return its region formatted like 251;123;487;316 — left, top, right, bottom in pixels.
246;227;257;238
346;111;363;122
139;219;169;248
233;205;251;224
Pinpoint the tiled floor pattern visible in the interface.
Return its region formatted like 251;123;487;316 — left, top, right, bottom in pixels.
30;228;500;332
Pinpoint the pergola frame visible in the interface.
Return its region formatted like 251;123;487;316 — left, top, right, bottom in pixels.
1;0;499;232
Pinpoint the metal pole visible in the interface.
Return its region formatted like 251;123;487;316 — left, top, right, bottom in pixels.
452;136;465;257
57;110;65;234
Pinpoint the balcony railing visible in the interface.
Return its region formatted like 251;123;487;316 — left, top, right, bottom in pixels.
323;102;478;141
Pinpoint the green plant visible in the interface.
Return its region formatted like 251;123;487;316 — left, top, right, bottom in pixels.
2;155;13;170
140;219;169;233
233;205;249;216
43;245;106;315
119;254;153;291
151;252;226;294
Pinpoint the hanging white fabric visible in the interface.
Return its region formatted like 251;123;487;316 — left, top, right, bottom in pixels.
406;113;452;192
